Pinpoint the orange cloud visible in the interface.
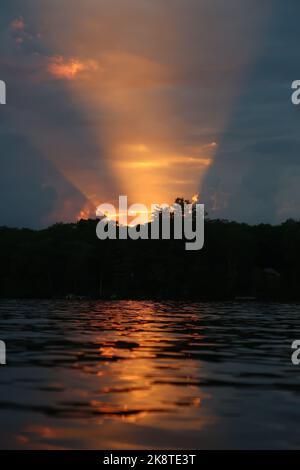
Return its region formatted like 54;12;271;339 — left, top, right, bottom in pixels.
47;55;98;80
117;161;168;169
116;156;212;170
10;18;25;31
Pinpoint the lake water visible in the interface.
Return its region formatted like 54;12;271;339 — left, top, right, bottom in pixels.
0;300;300;449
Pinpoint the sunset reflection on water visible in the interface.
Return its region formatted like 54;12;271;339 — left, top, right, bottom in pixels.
1;300;300;449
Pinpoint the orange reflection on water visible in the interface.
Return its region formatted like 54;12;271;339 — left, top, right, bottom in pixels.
12;301;217;449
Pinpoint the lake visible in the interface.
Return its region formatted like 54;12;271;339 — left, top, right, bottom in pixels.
0;300;300;449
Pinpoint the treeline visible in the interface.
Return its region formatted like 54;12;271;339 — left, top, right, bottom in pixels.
0;216;300;300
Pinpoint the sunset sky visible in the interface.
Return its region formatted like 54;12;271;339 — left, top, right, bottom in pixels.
1;1;300;227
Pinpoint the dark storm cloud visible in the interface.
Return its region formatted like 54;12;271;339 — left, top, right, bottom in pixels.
1;0;299;226
0;0;117;227
202;0;300;223
0;134;88;228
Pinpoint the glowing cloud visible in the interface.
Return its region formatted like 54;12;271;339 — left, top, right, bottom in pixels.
116;156;212;169
8;0;269;222
10;18;25;31
47;55;98;80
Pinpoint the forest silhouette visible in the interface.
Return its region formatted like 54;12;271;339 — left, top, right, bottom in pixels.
1;198;300;301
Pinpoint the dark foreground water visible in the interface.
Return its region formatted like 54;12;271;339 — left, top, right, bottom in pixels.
0;300;300;449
